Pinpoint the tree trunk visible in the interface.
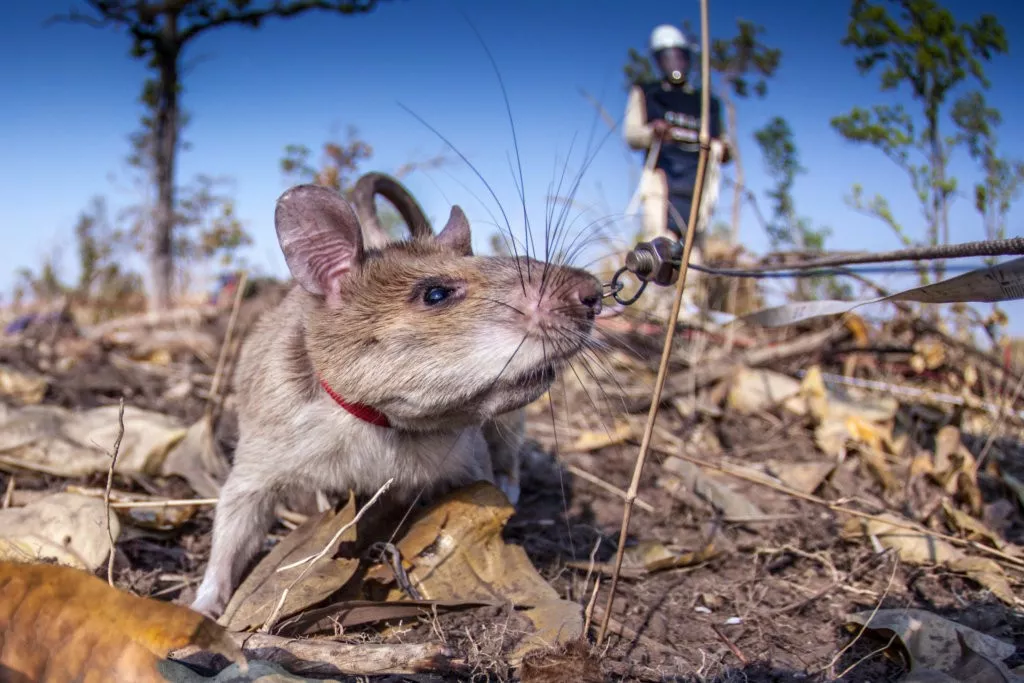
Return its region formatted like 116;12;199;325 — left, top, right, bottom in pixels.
150;45;180;311
723;93;743;245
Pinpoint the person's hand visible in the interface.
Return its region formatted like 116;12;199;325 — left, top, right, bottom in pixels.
651;119;670;138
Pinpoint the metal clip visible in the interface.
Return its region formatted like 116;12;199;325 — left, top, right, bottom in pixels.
608;266;647;306
624;237;683;287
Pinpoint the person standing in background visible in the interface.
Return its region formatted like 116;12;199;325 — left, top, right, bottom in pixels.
624;23;730;319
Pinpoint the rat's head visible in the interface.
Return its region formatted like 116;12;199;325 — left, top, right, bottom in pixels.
275;184;602;431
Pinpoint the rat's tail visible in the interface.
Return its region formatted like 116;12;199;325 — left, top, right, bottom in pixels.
351;172;434;248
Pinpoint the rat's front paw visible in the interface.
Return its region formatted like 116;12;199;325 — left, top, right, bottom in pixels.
191;578;230;621
495;473;521;506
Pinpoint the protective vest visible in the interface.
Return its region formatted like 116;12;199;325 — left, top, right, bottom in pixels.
642;82;722;196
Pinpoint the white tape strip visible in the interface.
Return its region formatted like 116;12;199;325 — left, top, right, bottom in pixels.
739;257;1024;328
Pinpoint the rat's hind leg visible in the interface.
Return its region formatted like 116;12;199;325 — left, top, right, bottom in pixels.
191;457;280;620
483;408;525;505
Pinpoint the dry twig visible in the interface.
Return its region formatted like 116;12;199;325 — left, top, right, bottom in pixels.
818;555;900;676
2;476;14;509
205;270;248;428
710;624;748;665
261;478;394;633
565;464;655;513
104;397;126;586
659;447;1024;570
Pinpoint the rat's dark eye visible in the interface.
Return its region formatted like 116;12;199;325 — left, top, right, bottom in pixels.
423;286;453;306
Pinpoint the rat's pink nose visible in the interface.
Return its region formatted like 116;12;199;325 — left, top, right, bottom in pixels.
574;276;603;319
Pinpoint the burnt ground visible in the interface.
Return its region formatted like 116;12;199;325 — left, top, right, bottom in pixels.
1;298;1023;683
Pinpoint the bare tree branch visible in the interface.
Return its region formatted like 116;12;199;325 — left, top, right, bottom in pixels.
46;1;157;41
45;7;120;29
180;0;382;45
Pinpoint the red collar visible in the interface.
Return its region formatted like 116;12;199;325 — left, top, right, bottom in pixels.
318;377;391;428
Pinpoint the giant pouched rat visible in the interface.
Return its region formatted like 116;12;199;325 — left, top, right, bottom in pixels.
190;174;603;619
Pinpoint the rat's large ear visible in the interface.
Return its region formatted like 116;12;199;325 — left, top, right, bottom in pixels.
275;184;364;297
436;205;473;256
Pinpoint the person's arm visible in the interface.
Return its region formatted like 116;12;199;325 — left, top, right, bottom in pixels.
624;85;654;150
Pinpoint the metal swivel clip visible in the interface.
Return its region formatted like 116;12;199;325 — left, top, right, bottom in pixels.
607;237;684;306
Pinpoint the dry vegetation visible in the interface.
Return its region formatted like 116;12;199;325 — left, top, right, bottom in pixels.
0;266;1022;682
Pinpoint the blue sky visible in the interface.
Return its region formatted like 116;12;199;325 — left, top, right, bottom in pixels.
1;0;1022;331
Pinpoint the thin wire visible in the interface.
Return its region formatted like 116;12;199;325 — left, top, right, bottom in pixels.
687;260;1011;279
707;237;1024;273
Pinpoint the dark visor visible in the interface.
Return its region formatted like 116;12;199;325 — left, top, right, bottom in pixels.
656;47;690;76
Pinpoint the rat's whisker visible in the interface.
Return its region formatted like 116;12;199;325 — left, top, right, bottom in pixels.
428;164;528;265
465;295;526;316
397;103;527;295
541;335;577;560
547;117;620;269
452;5;533;282
541;132;581;290
559;217;627;271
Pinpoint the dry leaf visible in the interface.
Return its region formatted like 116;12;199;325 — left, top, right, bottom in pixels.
0;560;243;681
855;444;899;493
930;427;983;515
0;492;120;571
135;348;174;366
569;421;634;452
846;414;895;453
933;426;961;476
124;503;201;531
845;608;1015;673
61;485;201;531
565;539;718;578
726;367;805;415
844;314;871;346
161;418;231;498
813;402;899;491
0;403;187;477
842;513;1016;604
0;365;48;404
913;339;947;371
964;364;979;388
910;449;934;479
391;482;583;662
800;365;830;421
222;495;360;631
814;417;849;459
942;501;1004;549
802;365;898;425
761;460;835;495
659;456;767;521
938;631;1024;683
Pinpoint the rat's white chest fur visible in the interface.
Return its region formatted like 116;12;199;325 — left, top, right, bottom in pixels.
234;390;491;501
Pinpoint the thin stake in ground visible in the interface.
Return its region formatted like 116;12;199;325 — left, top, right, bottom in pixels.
596;0;715;646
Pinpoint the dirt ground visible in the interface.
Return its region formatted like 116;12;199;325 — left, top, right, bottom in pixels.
1;296;1022;683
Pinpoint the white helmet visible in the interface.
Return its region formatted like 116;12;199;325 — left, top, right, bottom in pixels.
649;24;690;53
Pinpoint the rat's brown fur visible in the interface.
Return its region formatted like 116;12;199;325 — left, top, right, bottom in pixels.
191;184;602;619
